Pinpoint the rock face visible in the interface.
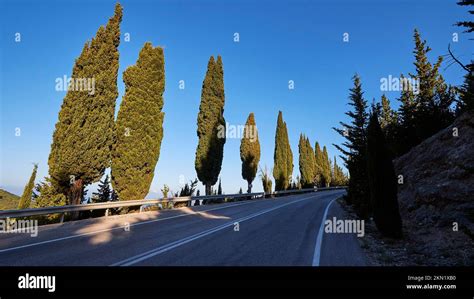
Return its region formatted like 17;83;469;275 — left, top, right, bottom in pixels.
394;111;474;265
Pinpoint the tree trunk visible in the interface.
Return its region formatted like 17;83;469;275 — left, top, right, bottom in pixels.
205;183;212;196
247;182;252;194
68;178;83;220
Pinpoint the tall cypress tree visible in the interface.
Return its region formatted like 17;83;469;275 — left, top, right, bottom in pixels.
321;146;332;187
314;142;323;187
195;56;226;195
273;111;293;191
367;112;403;238
48;4;122;205
333;74;370;219
18;164;38;209
240;113;261;193
111;42;165;201
298;135;315;188
218;178;222;195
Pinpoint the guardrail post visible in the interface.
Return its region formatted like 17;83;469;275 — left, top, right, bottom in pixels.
105;209;109;217
60;213;64;223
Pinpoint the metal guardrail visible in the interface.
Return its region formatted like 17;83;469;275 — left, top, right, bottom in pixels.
0;186;346;221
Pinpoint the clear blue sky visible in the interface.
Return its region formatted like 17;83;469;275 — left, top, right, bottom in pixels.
0;0;471;197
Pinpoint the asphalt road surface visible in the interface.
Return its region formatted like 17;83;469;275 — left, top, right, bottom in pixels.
0;190;367;266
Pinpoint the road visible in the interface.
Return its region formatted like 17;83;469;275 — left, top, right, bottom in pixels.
0;190;367;266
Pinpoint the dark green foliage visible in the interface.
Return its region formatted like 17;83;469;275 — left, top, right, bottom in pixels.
273;111;293;191
32;177;68;224
298;135;315;188
454;1;474;114
48;4;122;205
93;175;111;203
455;0;474;33
179;179;198;197
18;164;37;209
314;142;323;186
321;146;331;187
111;42;165;201
240;113;261;193
367;112;403;238
195;56;226;195
457;69;474;113
331;156;348;186
396;30;455;155
333;75;370;219
238;187;243;194
218;178;223;195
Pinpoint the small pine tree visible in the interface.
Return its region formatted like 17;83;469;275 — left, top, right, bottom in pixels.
333;74;370;219
259;166;273;194
93;175;112;203
367;112;403;238
18;164;38;209
161;185;170;199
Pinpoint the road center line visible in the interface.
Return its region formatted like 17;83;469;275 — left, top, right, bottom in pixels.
111;194;320;266
0;199;264;254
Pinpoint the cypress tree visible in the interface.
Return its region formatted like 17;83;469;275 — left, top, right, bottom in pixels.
218;178;222;195
314;142;323;187
18;164;38;209
273;111;293;191
298;135;315;188
48;4;122;206
111;42;165;201
240;113;261;193
195;56;226;195
367;112;403;238
321;146;332;187
331;156;345;186
333;74;370;219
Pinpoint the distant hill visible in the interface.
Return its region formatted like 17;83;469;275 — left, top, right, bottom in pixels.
0;189;20;210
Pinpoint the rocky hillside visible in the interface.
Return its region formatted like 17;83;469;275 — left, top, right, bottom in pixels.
393;110;474;265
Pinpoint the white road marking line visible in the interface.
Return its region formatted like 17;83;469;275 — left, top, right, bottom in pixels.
312;197;337;266
111;194;319;266
0;200;263;254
